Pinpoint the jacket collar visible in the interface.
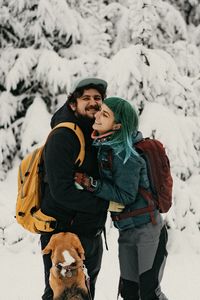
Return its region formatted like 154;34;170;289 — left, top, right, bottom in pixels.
91;130;114;141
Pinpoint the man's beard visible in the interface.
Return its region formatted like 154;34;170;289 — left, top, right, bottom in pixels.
76;114;96;139
75;103;101;133
74;103;101;119
85;103;101;113
76;114;95;126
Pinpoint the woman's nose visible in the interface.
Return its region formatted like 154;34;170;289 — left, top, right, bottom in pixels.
95;111;100;119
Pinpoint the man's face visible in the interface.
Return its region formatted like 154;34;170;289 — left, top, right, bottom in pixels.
71;88;103;119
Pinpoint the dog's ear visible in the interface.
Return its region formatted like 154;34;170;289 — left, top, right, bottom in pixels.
75;240;85;260
42;235;56;255
42;245;51;255
71;234;85;260
79;252;85;260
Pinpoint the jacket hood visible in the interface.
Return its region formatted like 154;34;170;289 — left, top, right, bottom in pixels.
51;102;75;128
133;131;143;144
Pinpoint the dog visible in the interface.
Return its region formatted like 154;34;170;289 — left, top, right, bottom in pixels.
42;232;89;300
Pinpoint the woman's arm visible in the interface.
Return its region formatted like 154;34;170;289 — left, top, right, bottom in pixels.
94;153;146;205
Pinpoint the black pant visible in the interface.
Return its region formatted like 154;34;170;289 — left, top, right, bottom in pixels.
120;226;168;300
40;231;103;300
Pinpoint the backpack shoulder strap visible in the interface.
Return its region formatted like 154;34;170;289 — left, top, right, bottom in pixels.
48;122;85;167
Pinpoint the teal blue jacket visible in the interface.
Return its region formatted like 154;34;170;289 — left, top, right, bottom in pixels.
93;131;158;230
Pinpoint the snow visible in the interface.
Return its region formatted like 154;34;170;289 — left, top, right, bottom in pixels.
1;227;200;299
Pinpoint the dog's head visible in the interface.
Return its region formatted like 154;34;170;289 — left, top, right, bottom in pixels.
42;232;85;266
42;232;87;299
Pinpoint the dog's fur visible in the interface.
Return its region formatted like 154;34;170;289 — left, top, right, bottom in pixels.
43;232;88;300
55;285;89;300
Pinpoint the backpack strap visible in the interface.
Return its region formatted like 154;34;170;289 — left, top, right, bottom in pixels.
138;187;157;225
111;187;157;225
48;122;85;167
111;205;155;222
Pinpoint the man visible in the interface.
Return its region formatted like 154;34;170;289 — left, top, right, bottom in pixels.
40;78;109;300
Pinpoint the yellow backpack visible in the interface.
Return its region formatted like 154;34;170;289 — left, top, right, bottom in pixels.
16;122;85;234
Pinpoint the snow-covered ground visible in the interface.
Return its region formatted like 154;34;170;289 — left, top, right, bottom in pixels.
1;226;200;300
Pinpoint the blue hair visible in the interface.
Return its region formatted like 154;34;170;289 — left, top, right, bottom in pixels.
103;97;139;163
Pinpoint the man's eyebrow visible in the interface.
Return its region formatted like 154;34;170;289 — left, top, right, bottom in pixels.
81;95;102;99
81;95;90;98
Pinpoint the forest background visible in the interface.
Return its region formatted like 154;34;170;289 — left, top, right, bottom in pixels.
0;0;200;298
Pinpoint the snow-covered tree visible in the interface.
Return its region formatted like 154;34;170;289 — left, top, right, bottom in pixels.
102;0;188;54
163;41;200;77
165;0;200;25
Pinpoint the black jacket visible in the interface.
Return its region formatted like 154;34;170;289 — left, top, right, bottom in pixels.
41;103;108;235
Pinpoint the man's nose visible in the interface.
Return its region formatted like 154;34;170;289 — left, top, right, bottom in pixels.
89;97;98;105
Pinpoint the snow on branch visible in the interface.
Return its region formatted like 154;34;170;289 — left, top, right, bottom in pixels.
0;5;24;47
155;0;188;43
105;44;199;116
103;0;188;53
36;49;71;94
139;102;199;178
0;128;16;181
6;49;38;92
37;0;86;44
164;41;200;77
20;96;51;156
0;92;18;128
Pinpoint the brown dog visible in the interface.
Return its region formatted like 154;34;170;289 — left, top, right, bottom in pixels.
42;232;88;300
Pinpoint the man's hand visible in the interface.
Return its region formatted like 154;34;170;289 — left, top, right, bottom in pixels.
74;172;98;192
108;201;125;212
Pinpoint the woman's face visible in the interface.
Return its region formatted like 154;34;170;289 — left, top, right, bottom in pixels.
93;103;121;134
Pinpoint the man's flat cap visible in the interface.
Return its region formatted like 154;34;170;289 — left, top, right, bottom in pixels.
71;77;107;93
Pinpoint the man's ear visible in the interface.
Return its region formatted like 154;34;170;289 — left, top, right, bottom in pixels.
113;123;121;130
69;102;77;111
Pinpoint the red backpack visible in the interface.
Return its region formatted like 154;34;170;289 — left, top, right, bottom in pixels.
112;138;173;224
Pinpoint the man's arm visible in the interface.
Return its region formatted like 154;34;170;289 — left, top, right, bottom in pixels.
44;128;108;214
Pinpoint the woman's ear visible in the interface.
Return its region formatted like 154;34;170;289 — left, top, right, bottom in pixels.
113;123;121;130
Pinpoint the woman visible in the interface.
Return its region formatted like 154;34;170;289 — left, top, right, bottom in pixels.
75;97;168;300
